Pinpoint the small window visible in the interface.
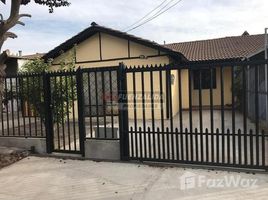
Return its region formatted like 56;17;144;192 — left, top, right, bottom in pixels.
193;68;216;90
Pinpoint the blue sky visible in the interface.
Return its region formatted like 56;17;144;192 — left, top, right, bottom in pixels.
1;0;268;55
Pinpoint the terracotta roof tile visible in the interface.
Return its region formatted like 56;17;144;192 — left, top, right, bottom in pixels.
164;34;265;61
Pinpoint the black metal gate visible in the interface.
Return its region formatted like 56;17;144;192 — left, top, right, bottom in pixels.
122;60;268;170
44;69;85;154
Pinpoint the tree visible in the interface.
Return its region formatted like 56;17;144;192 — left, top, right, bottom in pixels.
0;0;70;115
20;58;76;125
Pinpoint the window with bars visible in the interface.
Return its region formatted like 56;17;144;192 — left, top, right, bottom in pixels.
83;71;118;117
193;68;217;90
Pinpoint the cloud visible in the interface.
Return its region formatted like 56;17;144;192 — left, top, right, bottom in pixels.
1;0;268;54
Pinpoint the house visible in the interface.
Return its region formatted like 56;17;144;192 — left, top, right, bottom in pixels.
164;31;268;127
4;52;44;76
43;23;267;123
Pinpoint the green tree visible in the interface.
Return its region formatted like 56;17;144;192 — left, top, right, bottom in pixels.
20;58;76;124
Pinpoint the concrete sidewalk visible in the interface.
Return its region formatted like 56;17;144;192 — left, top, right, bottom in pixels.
0;157;268;200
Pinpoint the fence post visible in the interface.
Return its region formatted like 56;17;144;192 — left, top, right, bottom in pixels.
118;62;129;161
76;67;85;157
43;72;53;154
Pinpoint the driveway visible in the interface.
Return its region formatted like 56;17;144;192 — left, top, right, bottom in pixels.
0;156;268;200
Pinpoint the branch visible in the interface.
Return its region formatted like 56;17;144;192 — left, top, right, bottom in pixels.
16;21;25;26
19;14;32;18
4;32;18;39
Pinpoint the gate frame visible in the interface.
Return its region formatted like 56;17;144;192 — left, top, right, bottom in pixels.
118;63;130;161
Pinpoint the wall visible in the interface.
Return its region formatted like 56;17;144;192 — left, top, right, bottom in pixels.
191;67;232;107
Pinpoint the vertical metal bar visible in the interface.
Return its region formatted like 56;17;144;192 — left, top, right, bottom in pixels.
166;127;170;160
178;69;183;132
15;77;20;136
231;66;235;134
227;129;230;165
175;127;179;160
76;68;86;156
118;63;129;160
157;127;161;159
141;70;146;132
162;125;166;160
205;128;209;162
195;128;199;162
168;70;174;131
210;68;214;162
94;71;100;137
26;76;31;137
59;76;66;150
43;73;53;153
132;72;137;132
198;70;203;162
101;71;107;138
135;126;138;158
231;66;235;165
132;72;138;157
139;127;143;159
243;66;248;165
54;76;60;150
38;75;44;137
168;70;174;160
130;127;134;158
180;126;184;161
166;70;170;119
159;70;164;132
238;129;242;165
10;78;15;136
141;70;147;159
70;74;77;150
65;75;71;150
262;130;265;168
255;65;260;166
250;129;254;166
148;127;151;159
31;77;38;137
185;128;189;161
21;77;26;136
5;78;10;136
216;128;220;163
220;66;225;163
150;70;156;158
188;69;193;133
87;72;93;139
109;70;115;138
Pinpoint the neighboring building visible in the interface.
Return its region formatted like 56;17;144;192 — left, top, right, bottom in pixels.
43;23;267;123
4;52;44;76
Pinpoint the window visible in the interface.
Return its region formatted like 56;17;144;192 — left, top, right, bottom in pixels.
193;68;217;89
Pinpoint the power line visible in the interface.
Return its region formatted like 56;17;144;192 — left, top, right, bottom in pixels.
122;0;170;32
126;0;183;33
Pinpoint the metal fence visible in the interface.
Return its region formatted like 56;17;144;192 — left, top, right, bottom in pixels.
122;60;268;170
0;74;45;138
0;59;268;171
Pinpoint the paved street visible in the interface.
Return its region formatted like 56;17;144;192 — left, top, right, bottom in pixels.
0;156;268;200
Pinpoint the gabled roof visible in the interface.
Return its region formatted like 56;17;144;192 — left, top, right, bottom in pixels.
164;33;266;61
43;22;186;61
